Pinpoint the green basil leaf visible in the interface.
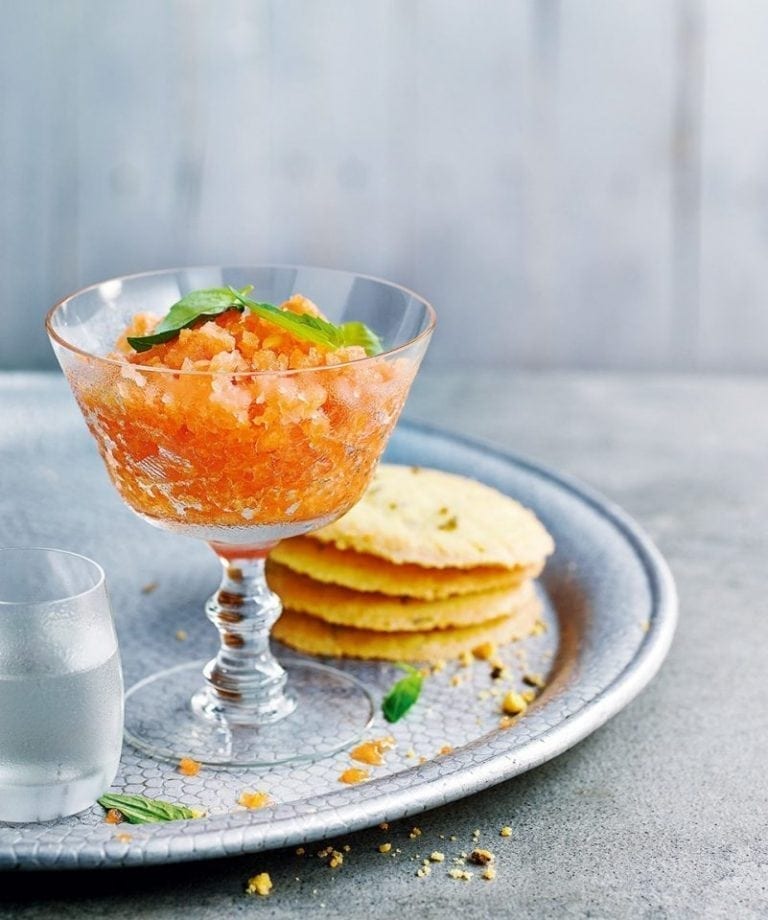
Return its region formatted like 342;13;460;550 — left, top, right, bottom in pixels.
339;321;384;356
126;285;253;352
229;288;343;349
98;793;196;824
124;283;383;357
382;663;424;723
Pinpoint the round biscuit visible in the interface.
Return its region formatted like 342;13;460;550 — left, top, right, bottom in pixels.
269;536;534;600
272;595;542;662
306;464;555;569
266;560;536;632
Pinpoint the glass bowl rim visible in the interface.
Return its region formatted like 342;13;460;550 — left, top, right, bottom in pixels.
45;263;437;379
0;546;106;607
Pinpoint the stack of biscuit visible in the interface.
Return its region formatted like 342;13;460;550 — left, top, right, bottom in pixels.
269;465;554;662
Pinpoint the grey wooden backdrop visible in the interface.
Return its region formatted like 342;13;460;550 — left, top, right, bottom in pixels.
1;0;766;372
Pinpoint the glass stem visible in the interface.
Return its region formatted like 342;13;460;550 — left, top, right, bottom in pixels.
192;546;296;726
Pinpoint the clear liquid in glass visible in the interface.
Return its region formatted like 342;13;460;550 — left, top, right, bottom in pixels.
0;650;123;822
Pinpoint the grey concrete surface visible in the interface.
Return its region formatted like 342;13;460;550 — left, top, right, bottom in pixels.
0;370;766;919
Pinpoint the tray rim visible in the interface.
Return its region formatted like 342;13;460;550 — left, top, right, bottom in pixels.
4;419;678;870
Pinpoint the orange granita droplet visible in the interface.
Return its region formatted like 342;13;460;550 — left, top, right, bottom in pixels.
350;736;396;766
338;767;369;785
104;808;123;825
238;790;271;810
178;756;201;776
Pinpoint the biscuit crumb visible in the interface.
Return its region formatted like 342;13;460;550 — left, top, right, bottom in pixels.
328;850;344;869
141;581;158;594
416;864;431;878
409;827;422;839
472;641;496;661
500;826;512;837
501;691;528;716
175;629;188;641
531;620;548;636
523;673;545;688
482;866;497;881
379;822;390;830
522;689;537;704
438;745;453;756
245;872;272;896
450;674;463;687
458;650;473;668
178;757;201;776
296;847;305;856
104;808;123;825
114;832;132;843
469;848;494;865
432;659;446;674
430;851;445;862
499;715;515;729
378;842;392;853
448;868;473;881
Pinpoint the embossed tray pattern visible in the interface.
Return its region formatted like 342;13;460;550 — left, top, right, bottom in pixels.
0;383;677;869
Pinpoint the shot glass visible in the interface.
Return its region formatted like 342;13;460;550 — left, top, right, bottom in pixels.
0;548;123;822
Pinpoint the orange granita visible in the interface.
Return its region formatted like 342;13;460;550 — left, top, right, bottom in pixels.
67;295;416;531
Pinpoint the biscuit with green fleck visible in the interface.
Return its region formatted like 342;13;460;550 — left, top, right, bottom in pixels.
305;464;554;570
272;595;542;662
269;537;530;600
266;561;535;632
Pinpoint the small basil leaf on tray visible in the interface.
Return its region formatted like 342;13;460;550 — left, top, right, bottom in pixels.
382;662;424;723
126;285;254;352
97;793;197;824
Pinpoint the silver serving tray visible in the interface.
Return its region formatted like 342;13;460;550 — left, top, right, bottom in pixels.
0;410;677;870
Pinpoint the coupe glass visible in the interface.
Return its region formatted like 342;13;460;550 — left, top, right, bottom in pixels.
46;266;434;766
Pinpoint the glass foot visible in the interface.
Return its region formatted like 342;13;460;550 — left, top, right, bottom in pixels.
124;660;374;767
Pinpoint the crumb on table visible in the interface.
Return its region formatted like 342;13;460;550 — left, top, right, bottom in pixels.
245;872;272;897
